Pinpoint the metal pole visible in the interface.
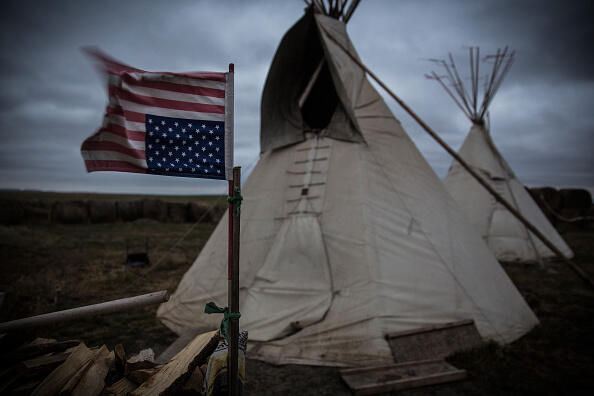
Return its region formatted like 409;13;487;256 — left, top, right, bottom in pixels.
318;24;594;289
0;290;169;332
228;166;241;396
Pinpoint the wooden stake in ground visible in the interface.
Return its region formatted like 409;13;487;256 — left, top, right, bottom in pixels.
318;23;594;289
228;166;241;396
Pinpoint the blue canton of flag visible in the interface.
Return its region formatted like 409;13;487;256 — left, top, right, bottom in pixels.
145;114;226;180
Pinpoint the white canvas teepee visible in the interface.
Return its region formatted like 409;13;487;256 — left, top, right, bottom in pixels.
158;7;538;367
431;48;574;263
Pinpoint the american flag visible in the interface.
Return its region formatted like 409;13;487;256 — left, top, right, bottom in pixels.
81;50;233;180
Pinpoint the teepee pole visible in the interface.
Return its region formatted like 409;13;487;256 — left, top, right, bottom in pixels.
319;24;594;289
228;166;241;396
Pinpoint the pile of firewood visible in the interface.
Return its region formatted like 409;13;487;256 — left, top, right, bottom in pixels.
0;330;219;395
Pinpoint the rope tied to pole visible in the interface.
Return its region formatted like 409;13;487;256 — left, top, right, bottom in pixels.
227;187;243;216
204;301;241;340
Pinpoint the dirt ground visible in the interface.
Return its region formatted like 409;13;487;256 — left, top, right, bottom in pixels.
0;192;593;395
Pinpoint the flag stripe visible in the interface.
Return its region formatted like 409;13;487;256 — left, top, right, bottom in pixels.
107;105;146;123
101;123;145;142
109;86;225;114
105;113;145;133
82;139;145;159
84;159;146;173
118;78;225;107
82;149;147;167
112;98;225;121
117;73;225;98
93;130;146;150
127;71;226;87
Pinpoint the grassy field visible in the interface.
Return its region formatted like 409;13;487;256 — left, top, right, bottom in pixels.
0;192;592;395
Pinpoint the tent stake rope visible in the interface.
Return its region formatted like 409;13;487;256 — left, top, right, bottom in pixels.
319;23;594;289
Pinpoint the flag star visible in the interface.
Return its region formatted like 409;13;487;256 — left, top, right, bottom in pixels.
208;153;213;158
188;147;192;151
174;122;179;127
191;168;195;172
168;128;173;132
176;134;180;138
176;158;180;163
166;168;169;171
182;140;186;145
149;131;154;136
156;150;160;155
217;170;221;173
181;152;186;157
157;163;162;167
208;141;213;146
195;129;200;133
189;158;193;163
148;144;152;149
169;139;173;144
189;135;193;140
205;169;208;173
202;136;206;140
161;120;166;125
215;147;220;152
201;124;206;128
162;145;165;150
155;126;160;131
209;130;213;134
171;163;175;167
148;157;153;161
182;128;186;133
149;119;153;124
169;152;173;156
202;147;206;151
195;153;199;158
210;165;213;168
197;164;200;168
203;158;207;163
195;141;199;146
179;167;182;171
215;136;220;140
162;157;166;162
216;158;220;163
174;146;179;151
215;124;220;129
162;133;167;137
156;138;160;143
188;123;192;127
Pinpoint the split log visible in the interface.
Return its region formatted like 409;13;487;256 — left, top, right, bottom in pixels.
179;366;206;395
59;345;113;396
130;330;219;396
127;348;157;373
31;342;95;396
128;368;160;385
114;344;126;377
103;377;138;396
21;351;70;374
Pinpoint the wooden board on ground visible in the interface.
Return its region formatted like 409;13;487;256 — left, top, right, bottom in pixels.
385;319;483;362
340;359;467;395
131;330;219;396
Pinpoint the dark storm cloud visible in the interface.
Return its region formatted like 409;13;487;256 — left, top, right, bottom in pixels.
0;0;591;195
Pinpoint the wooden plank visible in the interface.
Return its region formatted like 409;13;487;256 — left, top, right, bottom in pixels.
130;330;219;396
31;343;94;396
21;351;70;375
103;377;138;396
340;360;466;396
385;320;483;363
128;368;160;384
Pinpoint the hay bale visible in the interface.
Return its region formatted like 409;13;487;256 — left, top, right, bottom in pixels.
142;199;167;221
0;200;25;225
51;201;88;224
88;200;117;223
116;200;143;222
167;202;189;223
560;189;592;212
188;202;215;223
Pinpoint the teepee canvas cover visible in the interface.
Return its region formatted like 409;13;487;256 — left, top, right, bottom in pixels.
432;48;574;263
158;10;537;367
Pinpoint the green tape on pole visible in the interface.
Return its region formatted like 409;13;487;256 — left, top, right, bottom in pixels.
204;301;241;340
226;187;243;217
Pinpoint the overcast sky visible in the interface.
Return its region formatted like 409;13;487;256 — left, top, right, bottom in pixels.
0;0;592;195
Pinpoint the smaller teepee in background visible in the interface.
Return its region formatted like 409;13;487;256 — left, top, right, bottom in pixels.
429;47;573;263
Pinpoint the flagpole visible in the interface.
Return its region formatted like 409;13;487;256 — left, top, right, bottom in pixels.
226;62;240;396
